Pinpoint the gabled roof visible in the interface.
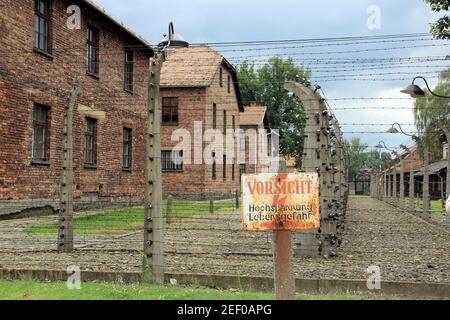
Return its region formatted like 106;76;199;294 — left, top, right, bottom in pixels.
81;0;153;53
160;46;244;111
415;160;447;177
240;103;270;129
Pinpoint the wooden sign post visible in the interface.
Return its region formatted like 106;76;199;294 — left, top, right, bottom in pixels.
242;161;321;300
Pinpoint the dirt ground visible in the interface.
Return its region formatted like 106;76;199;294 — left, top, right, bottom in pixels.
0;196;448;284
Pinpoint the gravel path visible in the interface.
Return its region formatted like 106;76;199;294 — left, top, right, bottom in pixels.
0;196;448;283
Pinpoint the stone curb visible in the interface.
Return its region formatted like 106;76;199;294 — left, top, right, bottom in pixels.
0;269;449;299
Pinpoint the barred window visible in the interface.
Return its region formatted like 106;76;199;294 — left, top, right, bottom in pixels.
123;128;132;169
32;104;49;161
223;110;227;133
84;118;97;166
162;150;183;172
212;153;217;180
86;26;99;75
124;49;134;92
212;104;217;129
34;0;51;53
162;97;179;125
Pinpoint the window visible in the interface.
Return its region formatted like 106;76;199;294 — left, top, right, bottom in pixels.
223;155;227;181
162;150;183;172
227;75;231;94
223;110;227;133
232;115;236;132
87;26;99;75
239;164;246;182
32;104;49;161
212;104;217;129
124;49;134;92
84;118;97;166
162;97;179;125
219;68;223;87
232;163;235;181
268;133;272;157
34;0;51;53
212;153;217;180
123;128;132;169
240;133;246;152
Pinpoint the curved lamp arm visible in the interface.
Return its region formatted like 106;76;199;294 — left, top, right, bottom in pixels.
390;123;421;143
377;141;394;152
413;76;450;99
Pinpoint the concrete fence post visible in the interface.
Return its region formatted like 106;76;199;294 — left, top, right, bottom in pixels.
143;51;165;285
393;168;397;206
235;190;240;209
166;195;173;225
409;153;415;212
58;85;81;253
423;145;430;221
284;80;338;258
209;193;214;214
399;158;405;208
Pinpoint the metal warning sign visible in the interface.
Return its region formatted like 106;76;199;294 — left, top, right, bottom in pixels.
242;173;320;231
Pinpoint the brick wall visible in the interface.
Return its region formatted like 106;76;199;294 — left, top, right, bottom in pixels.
205;64;241;195
160;64;241;198
402;146;424;173
0;0;151;212
160;87;207;195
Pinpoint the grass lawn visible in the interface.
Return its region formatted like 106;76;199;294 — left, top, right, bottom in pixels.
403;198;446;217
25;200;236;236
0;280;390;300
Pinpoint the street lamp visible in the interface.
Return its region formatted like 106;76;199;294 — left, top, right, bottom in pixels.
376;141;396;202
401;76;450;99
400;77;449;223
158;22;189;48
388;123;423;215
144;22;189;285
387;123;420;142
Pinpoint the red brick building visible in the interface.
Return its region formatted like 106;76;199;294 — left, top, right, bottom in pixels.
239;103;271;175
159;46;244;199
0;0;153;215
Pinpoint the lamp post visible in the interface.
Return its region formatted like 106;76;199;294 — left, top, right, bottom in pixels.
401;76;450;99
376;141;396;203
401;76;450;227
400;144;416;212
388;123;430;220
143;22;190;285
388;123;418;209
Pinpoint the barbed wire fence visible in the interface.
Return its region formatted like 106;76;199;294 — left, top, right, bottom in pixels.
0;32;449;296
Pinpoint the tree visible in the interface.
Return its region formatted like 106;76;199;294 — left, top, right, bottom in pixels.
236;57;311;166
343;138;391;181
414;67;450;198
425;0;450;39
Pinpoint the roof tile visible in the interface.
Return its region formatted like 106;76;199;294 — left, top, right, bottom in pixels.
161;46;224;87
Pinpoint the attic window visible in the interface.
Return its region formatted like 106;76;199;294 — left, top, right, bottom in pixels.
227;75;231;93
219;68;223;87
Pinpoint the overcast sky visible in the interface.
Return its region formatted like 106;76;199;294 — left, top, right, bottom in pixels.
95;0;448;153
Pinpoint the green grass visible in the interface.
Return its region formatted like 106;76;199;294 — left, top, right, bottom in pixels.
402;197;446;217
0;280;390;300
25;200;236;236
